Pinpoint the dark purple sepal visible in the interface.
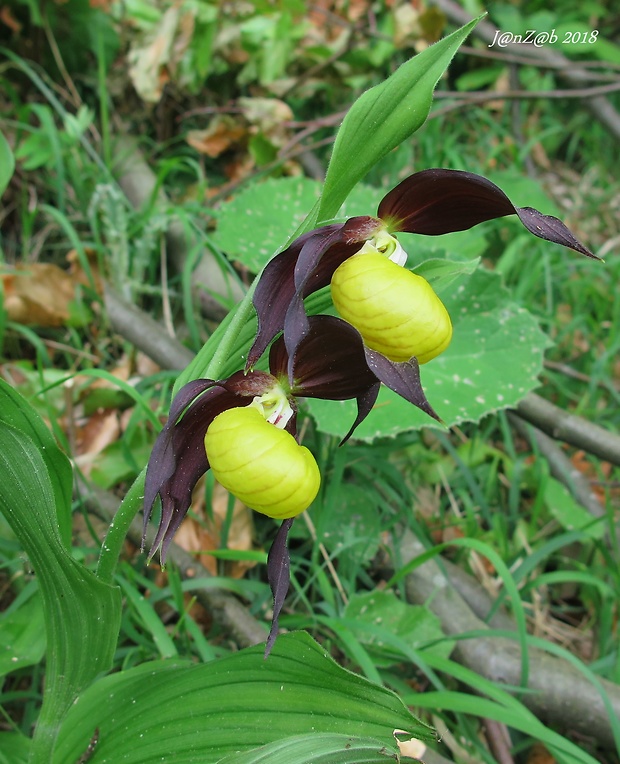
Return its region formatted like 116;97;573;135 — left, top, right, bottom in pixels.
143;379;217;548
364;348;441;423
378;168;598;259
144;380;259;563
293;218;377;293
247;243;304;370
248;220;379;370
265;517;295;658
272;315;377;400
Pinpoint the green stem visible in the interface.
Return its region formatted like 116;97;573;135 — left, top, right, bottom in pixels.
95;277;259;583
204;279;257;378
96;468;145;585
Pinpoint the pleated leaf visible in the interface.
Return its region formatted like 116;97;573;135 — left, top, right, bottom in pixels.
52;631;434;763
0;382;121;763
316;17;482;225
216;733;400;763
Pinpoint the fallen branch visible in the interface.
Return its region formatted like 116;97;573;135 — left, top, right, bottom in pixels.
516;393;620;466
399;528;620;750
104;287;195;371
113;135;244;321
81;481;267;649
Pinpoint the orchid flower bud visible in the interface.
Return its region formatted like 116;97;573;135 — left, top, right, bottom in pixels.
205;406;320;519
331;251;452;364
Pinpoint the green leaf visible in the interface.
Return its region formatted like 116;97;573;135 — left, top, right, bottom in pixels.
544;478;605;540
52;632;434;763
316;17;482;224
0;128;15;197
212;178;385;274
413;257;481;294
216;733;400;763
344;592;453;667
214;177;322;272
0;384;121;763
306;267;552;440
0;379;73;548
0;591;46;679
0;732;31;764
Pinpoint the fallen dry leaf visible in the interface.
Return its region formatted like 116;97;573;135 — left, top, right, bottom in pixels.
73;409;121;476
186;116;248;158
2;264;79;327
174;482;256;578
527;742;557;764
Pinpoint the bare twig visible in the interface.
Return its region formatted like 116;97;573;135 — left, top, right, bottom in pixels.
457;44;620;77
508;413;608;520
434;80;620;101
431;0;620;141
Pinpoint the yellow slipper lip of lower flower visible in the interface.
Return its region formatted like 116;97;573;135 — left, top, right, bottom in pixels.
205;407;320;519
331;252;453;364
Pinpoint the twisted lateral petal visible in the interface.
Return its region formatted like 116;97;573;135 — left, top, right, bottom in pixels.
205;407;320;519
364;348;440;423
331;253;452;363
378;168;598;259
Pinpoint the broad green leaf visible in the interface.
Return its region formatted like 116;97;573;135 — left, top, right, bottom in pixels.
413;257;481;294
216;733;400;763
344;592;453;667
316;17;482;224
0;379;73;548
0;591;46;678
0;386;121;764
53;631;434;763
212;177;384;273
0;732;31;764
318;483;382;567
306;267;552;440
213;177;322;272
544;478;605;540
0;128;15;197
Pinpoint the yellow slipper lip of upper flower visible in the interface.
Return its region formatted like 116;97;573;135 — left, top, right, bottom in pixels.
331;252;453;364
205;407;320;519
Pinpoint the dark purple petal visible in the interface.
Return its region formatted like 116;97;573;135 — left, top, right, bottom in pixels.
340;381;381;445
246;241;305;370
364;348;441;423
378;169;598;259
265;517;295;658
293;218;377;293
269;316;381;443
222;369;277;397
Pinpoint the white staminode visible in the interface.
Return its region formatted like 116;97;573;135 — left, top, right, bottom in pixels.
250;385;294;429
356;229;408;267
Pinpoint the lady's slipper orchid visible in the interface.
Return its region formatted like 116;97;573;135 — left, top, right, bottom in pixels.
143;314;417;654
246;168;597;378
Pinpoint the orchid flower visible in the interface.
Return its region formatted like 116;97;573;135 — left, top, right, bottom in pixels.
143;314;419;654
246;169;597;382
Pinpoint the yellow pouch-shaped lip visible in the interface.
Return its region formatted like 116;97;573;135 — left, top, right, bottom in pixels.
205;407;320;519
331;252;452;364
